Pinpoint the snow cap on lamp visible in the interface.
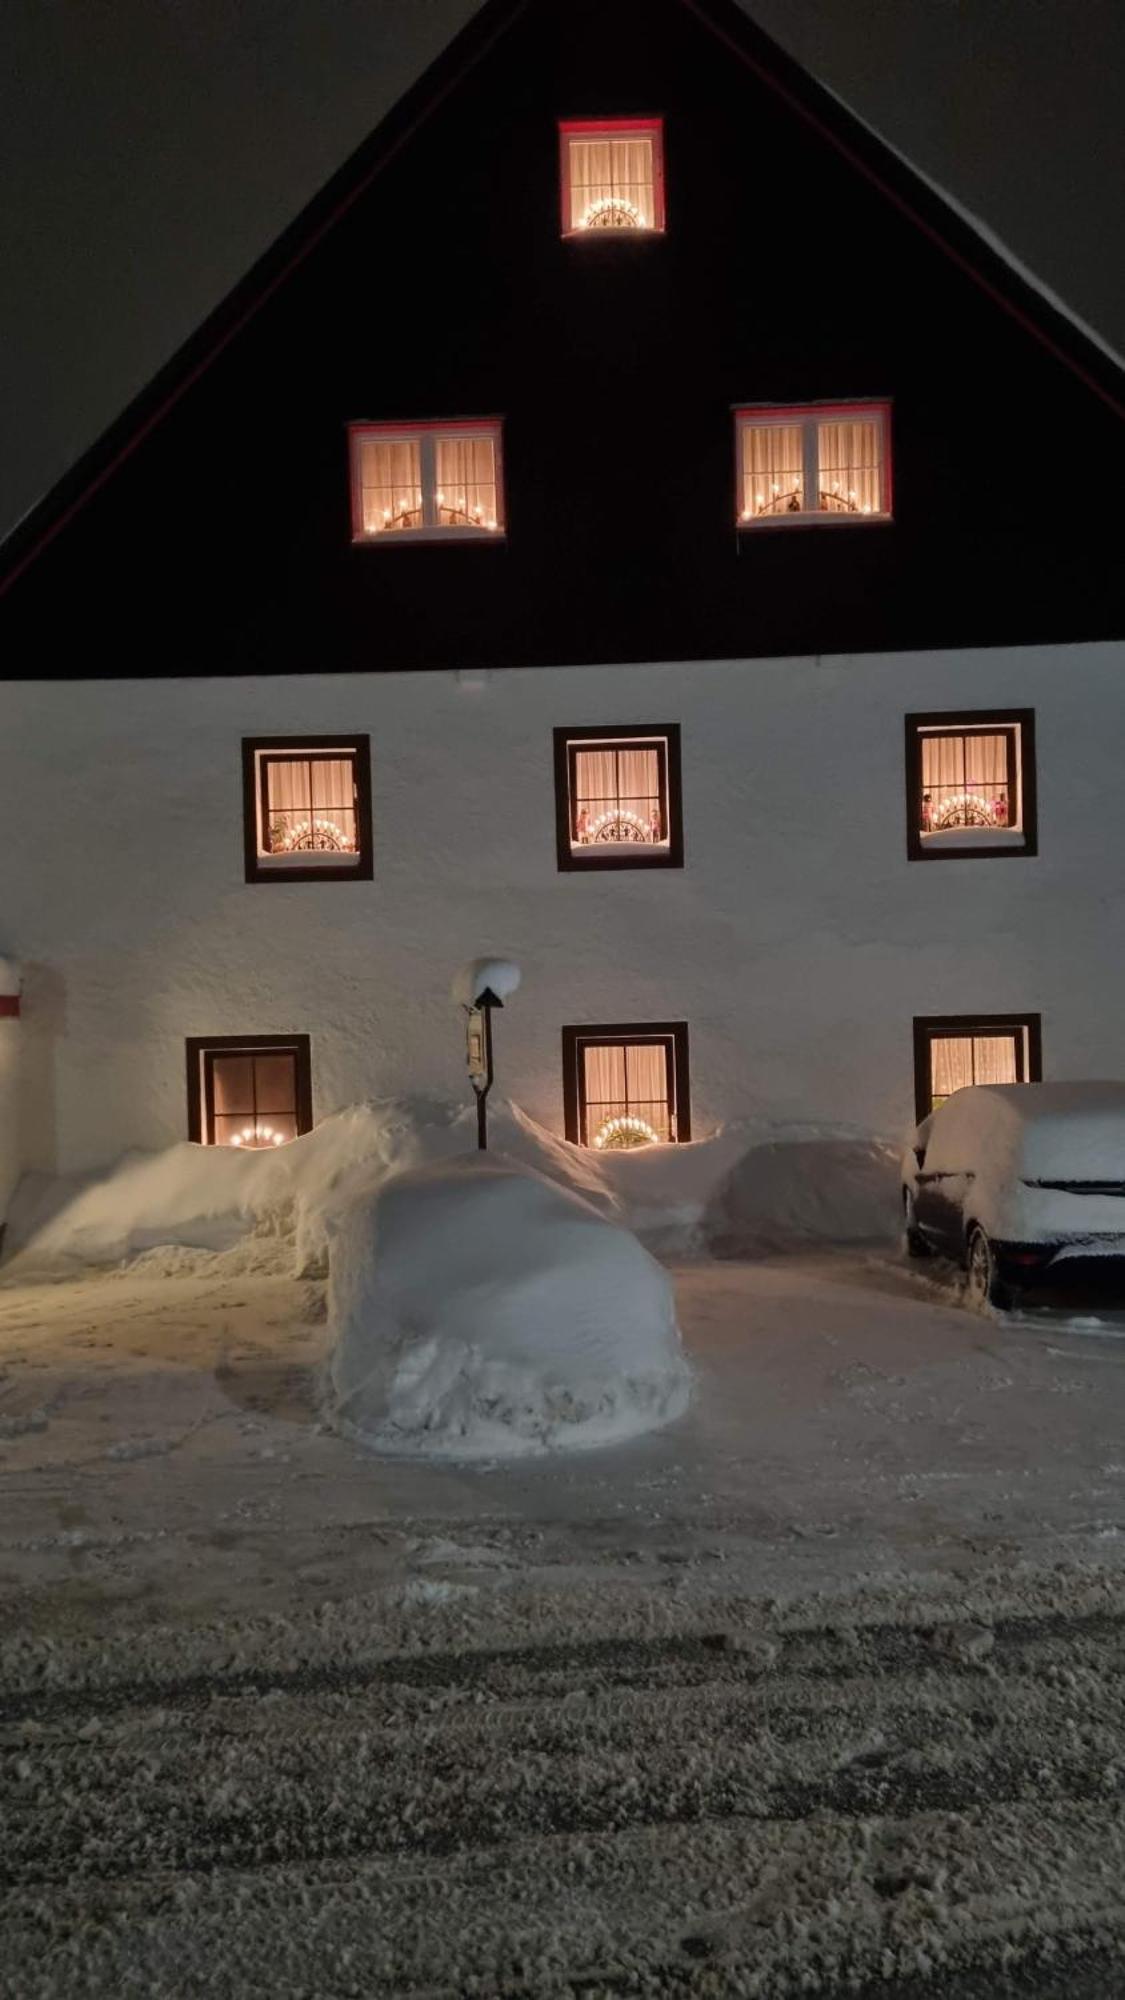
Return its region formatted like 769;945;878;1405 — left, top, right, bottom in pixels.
451;957;521;1008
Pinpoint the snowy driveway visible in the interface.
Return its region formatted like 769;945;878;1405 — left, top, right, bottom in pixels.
5;1252;1125;1993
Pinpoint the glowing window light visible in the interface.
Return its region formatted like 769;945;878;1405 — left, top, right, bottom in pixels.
230;1125;287;1149
593;1113;662;1150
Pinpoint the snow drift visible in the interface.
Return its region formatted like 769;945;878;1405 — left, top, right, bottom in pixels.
326;1157;691;1457
1;1096;899;1276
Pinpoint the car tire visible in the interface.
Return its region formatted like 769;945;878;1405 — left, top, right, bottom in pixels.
966;1225;1016;1311
903;1192;931;1259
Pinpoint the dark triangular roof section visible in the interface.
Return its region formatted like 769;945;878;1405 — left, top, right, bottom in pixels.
2;0;1122;599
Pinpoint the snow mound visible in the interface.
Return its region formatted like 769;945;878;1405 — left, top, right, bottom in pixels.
704;1137;900;1257
326;1157;691;1459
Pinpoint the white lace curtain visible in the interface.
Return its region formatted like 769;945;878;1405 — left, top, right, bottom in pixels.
573;746;663;842
931;1034;1019;1101
817;420;882;514
583;1042;671;1143
567;137;655;228
434;436;499;529
358;438;422;533
264;758;356;854
357;435;498;533
742;425;804;518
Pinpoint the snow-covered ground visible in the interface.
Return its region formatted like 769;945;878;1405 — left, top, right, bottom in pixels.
6;1239;1125;1991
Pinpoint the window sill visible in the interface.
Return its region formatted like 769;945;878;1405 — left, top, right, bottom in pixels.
737;512;893;530
912;828;1031;860
352;527;506;547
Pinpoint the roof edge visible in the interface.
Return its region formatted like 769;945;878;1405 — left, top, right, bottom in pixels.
2;0;1122;599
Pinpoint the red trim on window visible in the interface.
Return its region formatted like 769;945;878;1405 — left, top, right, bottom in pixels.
347;417;505;544
736;400;892;522
0;995;20;1017
559;117;666;236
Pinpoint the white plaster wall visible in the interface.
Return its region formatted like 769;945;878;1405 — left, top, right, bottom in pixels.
1;642;1124;1182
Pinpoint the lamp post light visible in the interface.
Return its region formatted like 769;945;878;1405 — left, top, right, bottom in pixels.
452;957;521;1153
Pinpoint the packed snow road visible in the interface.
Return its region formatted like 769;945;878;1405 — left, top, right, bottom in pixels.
5;1250;1125;1991
6;1576;1125;1995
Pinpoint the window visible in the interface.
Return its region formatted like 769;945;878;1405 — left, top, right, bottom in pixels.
559;120;665;234
735;403;891;525
913;1014;1042;1122
562;1023;691;1147
906;710;1037;860
349;420;505;541
242;735;373;884
553;725;683;870
186;1035;313;1148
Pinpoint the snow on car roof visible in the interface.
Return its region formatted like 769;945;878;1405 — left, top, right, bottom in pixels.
929;1082;1125;1181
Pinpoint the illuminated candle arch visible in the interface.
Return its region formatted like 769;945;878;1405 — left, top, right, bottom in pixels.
581;195;643;229
593;1113;662;1150
276;816;356;853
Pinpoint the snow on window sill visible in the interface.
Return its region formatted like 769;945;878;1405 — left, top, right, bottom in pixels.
920;828;1026;851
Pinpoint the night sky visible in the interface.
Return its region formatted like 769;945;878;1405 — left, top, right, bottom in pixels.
2;0;1122;540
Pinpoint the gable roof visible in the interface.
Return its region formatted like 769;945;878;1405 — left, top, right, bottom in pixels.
3;0;1122;601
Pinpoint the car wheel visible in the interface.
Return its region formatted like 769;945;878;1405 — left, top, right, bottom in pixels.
966;1225;1015;1311
903;1192;931;1259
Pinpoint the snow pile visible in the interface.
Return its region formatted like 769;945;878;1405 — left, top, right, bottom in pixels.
703;1136;900;1257
326;1156;690;1457
3;1095;901;1276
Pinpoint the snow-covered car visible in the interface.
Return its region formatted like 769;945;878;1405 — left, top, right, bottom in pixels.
901;1082;1125;1307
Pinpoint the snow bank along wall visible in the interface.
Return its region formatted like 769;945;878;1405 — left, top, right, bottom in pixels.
1;639;1124;1187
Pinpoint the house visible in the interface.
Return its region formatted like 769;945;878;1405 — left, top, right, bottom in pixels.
1;0;1123;1221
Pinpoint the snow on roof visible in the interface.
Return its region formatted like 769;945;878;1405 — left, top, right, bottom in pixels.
817;76;1125;382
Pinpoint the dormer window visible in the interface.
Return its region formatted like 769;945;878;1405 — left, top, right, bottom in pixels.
736;403;891;525
349;420;505;542
560;120;665;235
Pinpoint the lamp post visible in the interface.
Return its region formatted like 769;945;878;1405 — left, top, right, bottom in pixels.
453;957;521;1153
465;987;502;1151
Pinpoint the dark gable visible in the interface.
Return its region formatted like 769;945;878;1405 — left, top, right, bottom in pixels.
3;0;1123;677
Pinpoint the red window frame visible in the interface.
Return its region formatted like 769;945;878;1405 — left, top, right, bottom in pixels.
734;401;893;527
348;417;506;545
558;118;667;237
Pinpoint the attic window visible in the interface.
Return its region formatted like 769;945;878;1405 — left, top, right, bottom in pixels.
906;710;1037;860
913;1014;1042;1121
553;725;683;870
242;735;373;883
736;403;891;525
349;420;505;541
562;1023;691;1147
560;120;665;235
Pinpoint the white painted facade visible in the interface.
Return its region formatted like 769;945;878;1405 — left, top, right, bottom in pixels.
1;639;1123;1202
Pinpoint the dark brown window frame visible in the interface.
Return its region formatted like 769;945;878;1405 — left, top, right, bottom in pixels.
905;709;1037;861
562;1021;691;1146
185;1034;313;1144
912;1012;1042;1124
242;734;373;884
553;724;683;871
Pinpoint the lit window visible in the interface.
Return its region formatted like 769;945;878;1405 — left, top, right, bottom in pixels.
349;421;504;541
563;1023;691;1147
242;735;372;883
186;1035;313;1147
554;725;683;870
560;120;665;234
736;403;890;524
906;710;1036;859
913;1015;1041;1121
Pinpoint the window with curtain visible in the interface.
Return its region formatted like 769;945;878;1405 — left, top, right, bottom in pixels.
907;712;1035;858
242;735;373;882
562;1024;691;1147
736;404;890;524
187;1035;313;1146
913;1014;1040;1120
350;421;504;540
554;726;682;870
560;121;665;233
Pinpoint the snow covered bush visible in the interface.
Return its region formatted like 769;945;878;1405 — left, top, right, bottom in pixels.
325;1156;691;1458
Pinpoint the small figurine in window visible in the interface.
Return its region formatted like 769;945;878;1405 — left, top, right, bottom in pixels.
921;791;932;832
575;805;589;844
992;793;1009;826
